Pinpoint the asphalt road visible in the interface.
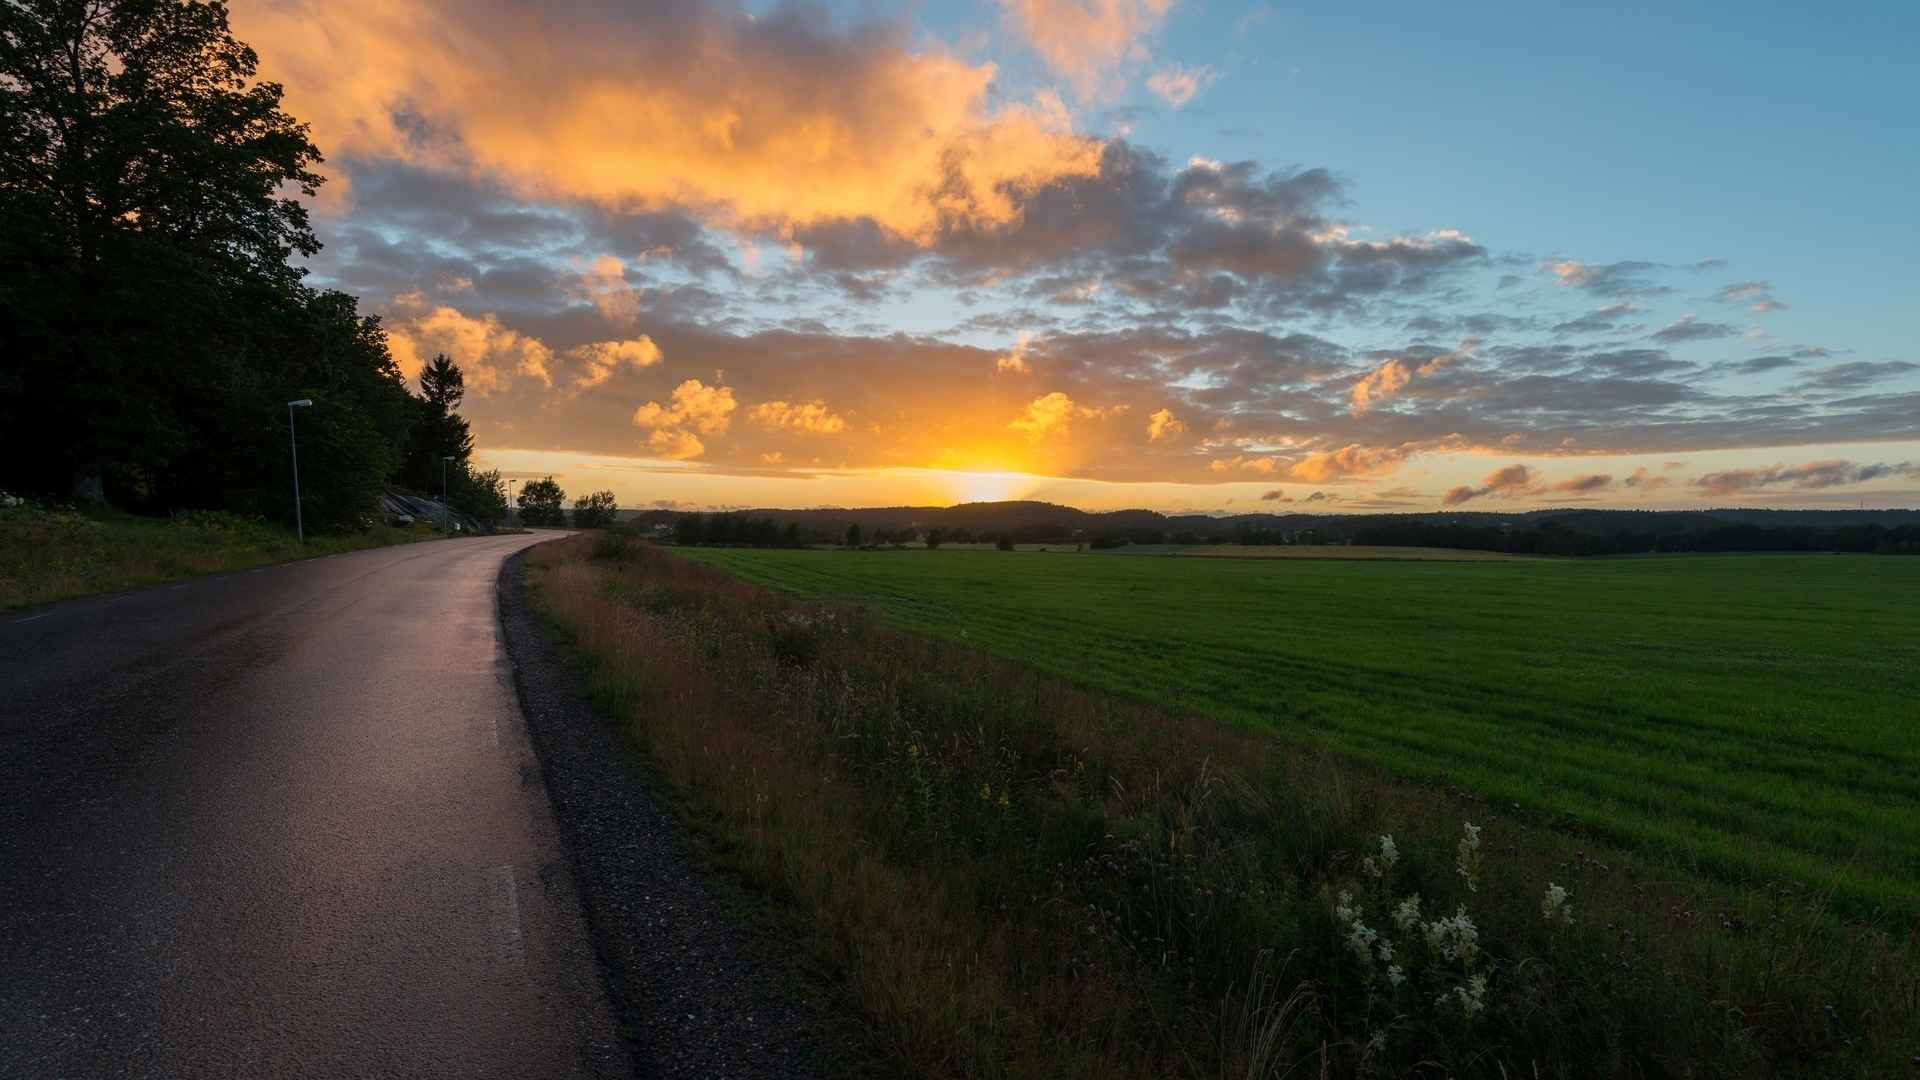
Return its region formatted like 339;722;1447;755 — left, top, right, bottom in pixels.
0;535;630;1079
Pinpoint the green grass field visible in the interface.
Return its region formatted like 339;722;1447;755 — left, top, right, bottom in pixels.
683;546;1920;915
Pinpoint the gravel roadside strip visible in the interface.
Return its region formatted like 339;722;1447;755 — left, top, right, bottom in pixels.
497;550;839;1080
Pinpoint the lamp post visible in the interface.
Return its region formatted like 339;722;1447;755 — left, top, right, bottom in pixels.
287;399;314;542
441;455;453;511
507;478;518;526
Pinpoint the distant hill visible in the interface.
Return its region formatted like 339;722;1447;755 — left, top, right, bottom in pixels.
616;500;1920;556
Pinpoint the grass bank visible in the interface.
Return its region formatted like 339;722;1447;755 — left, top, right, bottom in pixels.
0;500;451;609
684;545;1920;918
529;533;1915;1078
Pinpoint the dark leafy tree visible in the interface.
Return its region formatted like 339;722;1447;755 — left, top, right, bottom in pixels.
846;522;862;548
571;490;618;529
0;0;325;501
448;465;507;524
517;476;566;526
924;528;945;549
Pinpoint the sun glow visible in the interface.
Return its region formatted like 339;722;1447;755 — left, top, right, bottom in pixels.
943;469;1040;504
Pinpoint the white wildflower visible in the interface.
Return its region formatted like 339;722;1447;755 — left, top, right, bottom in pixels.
1377;834;1399;873
1386;963;1406;987
1424;906;1481;967
1456;821;1483;892
1367;1029;1387;1053
1376;939;1395;964
1333;890;1358;925
1541;882;1573;925
1362;855;1380;878
1345;921;1379;965
1392;893;1422;932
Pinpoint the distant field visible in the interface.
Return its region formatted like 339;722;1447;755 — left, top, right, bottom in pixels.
683;546;1920;913
1178;544;1540;561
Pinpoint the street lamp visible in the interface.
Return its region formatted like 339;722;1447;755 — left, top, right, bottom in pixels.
506;478;518;526
441;455;453;511
287;399;314;543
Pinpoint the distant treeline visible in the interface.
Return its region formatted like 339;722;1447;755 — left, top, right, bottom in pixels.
639;502;1920;556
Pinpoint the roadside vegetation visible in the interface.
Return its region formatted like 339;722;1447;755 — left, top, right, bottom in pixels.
530;533;1917;1078
686;545;1920;919
0;497;452;610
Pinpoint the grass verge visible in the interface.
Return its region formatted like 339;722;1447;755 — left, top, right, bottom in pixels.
529;533;1916;1078
0;501;453;609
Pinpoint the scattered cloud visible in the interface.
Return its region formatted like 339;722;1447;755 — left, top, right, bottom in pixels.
1287;444;1418;482
1552;472;1613;493
1147;407;1186;441
1009;390;1110;441
386;305;553;391
235;0;1104;243
1712;280;1787;314
1651;314;1739;342
570;336;663;389
1349;359;1411;414
1147;63;1217;108
1793;361;1920;394
997;0;1174;100
1441;463;1539;505
633;378;739;459
1694;460;1920;496
997;331;1037;374
1624;466;1670;491
749;399;849;435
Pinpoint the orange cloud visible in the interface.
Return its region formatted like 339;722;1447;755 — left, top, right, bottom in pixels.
997;0;1173;100
1624;466;1670;491
750;400;848;435
1010;391;1081;441
1146;407;1185;441
1442;463;1540;505
570;337;664;390
1286;444;1416;482
1552;473;1613;493
387;305;553;391
1145;63;1216;108
571;255;641;324
1350;359;1412;413
633;378;738;459
996;332;1036;374
232;0;1104;242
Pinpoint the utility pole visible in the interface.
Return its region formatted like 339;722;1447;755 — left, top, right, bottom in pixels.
287;399;314;542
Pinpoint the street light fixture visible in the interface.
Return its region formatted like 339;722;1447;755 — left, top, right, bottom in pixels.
287;399;314;543
441;455;454;512
506;478;518;527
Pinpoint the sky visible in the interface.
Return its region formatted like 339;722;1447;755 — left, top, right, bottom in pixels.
230;0;1920;513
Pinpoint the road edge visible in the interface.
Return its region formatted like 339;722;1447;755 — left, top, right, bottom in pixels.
495;547;840;1079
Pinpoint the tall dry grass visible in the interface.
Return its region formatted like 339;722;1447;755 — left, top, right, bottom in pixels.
529;532;1915;1078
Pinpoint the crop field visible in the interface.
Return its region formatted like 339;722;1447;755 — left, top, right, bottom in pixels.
1175;543;1541;561
683;546;1920;914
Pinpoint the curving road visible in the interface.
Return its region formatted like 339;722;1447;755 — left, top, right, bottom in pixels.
0;534;629;1079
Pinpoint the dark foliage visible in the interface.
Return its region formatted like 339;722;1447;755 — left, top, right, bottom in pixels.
0;0;487;534
517;476;566;526
571;489;618;529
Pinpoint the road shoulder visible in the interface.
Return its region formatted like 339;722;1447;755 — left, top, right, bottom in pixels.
497;550;851;1079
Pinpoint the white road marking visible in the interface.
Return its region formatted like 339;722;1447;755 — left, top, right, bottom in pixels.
11;614;49;624
487;865;524;965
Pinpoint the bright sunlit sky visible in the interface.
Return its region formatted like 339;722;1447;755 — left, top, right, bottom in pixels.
233;0;1920;513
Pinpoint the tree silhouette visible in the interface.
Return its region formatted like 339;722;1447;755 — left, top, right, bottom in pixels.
517;477;567;526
